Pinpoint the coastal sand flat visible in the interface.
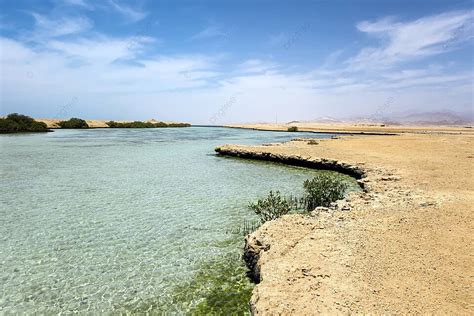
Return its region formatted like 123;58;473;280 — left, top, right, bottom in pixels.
228;123;474;135
218;128;473;314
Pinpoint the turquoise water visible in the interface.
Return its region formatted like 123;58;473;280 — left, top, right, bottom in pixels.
0;127;356;314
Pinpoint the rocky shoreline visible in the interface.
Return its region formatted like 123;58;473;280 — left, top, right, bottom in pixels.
216;143;376;313
215;145;367;188
215;133;473;314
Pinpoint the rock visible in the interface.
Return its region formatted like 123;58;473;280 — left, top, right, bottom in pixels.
243;234;270;283
381;176;401;181
419;201;436;207
315;206;329;212
310;206;330;216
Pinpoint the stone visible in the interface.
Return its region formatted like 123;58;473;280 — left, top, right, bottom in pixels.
315;206;329;212
329;202;338;210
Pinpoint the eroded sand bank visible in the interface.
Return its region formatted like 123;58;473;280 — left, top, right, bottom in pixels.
217;129;473;314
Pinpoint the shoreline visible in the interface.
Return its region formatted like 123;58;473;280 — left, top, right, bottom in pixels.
225;123;474;136
215;146;367;185
224;125;398;136
216;131;473;314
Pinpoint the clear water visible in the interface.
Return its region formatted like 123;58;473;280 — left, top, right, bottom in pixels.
0;127;357;314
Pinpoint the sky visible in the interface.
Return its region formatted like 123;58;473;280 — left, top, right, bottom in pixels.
0;0;473;124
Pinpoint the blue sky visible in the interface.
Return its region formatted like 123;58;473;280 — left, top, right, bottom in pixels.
0;0;473;124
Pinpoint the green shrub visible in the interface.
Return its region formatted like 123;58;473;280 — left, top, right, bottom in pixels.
168;122;191;127
0;113;49;133
248;190;292;222
130;121;155;128
58;118;89;129
153;121;167;128
107;121;153;128
106;121;118;128
287;126;298;132
303;175;347;210
106;121;191;128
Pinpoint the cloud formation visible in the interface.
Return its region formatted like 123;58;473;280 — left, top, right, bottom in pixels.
61;0;94;10
29;13;93;39
0;7;472;123
108;0;148;22
349;11;473;69
190;25;229;41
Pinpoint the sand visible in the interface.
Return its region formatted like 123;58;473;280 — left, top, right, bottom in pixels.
37;118;110;128
217;124;474;314
228;122;474;135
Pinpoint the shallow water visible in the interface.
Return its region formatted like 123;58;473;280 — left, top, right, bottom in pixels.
0;127;358;314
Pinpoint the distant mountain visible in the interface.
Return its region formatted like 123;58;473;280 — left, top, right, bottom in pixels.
288;110;473;126
384;110;474;126
287;116;345;124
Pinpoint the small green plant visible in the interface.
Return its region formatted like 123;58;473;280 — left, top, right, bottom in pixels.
248;190;292;222
240;219;261;236
58;118;89;129
303;175;347;210
287;126;298;132
225;219;261;236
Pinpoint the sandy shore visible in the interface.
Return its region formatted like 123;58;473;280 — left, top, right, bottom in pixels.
228;122;474;135
216;125;473;314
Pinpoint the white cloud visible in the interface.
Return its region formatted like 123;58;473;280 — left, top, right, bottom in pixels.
29;13;93;39
47;36;154;64
237;59;278;74
349;10;474;69
190;25;227;40
108;0;147;22
0;37;36;63
0;36;220;97
61;0;94;10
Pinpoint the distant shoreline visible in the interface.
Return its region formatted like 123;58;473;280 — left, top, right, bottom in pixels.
36;118;191;129
223;125;397;136
224;122;474;135
1;114;192;133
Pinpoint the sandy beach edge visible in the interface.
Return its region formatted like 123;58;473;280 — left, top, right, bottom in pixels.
215;129;473;314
